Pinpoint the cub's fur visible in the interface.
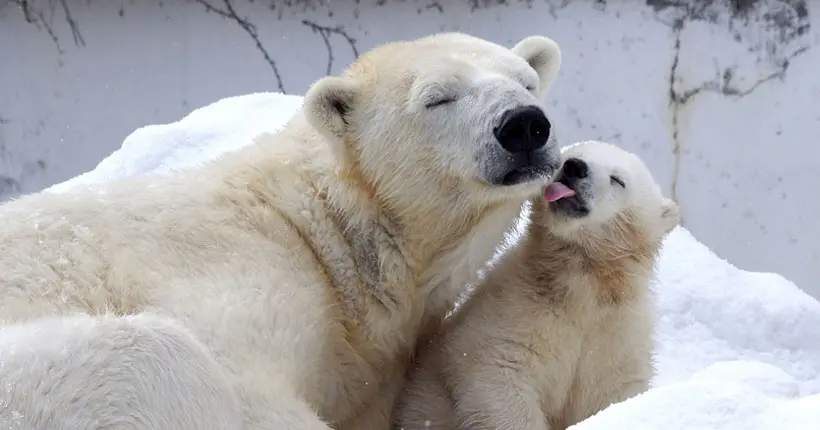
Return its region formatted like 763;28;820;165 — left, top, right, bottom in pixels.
394;141;680;430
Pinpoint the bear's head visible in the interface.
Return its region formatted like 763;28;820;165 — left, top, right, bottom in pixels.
303;33;563;211
542;141;680;252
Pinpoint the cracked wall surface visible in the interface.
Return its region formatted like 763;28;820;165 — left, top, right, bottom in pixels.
0;0;818;296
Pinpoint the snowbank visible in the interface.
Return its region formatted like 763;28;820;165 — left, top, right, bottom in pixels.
49;93;820;429
47;93;304;192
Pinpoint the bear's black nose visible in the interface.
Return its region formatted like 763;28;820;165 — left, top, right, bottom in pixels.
494;106;551;154
561;157;589;180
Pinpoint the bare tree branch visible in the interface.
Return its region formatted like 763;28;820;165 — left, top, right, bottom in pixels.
9;0;85;54
302;20;359;76
193;0;287;93
58;0;84;47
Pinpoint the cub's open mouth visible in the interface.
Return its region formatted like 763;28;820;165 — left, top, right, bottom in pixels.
544;181;589;216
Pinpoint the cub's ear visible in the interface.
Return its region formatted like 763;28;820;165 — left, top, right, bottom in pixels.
511;35;562;99
303;76;360;148
659;198;682;235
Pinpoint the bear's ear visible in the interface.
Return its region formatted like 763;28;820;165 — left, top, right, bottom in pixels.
511;36;562;99
303;76;360;146
659;197;681;235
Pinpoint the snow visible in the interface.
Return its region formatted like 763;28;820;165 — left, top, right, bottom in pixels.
47;93;304;192
48;93;820;429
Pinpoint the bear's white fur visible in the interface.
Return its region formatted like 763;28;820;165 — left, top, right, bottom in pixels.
394;141;681;430
0;313;242;429
0;32;562;429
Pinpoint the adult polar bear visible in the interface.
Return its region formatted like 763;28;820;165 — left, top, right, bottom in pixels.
0;33;562;429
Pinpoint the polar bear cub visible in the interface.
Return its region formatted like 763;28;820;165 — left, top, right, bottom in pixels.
394;141;680;430
0;33;563;430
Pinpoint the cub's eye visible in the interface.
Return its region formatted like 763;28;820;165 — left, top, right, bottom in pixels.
610;175;626;188
425;98;456;109
525;85;536;92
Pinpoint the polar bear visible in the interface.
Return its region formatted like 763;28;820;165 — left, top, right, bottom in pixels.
394;141;680;430
0;32;562;430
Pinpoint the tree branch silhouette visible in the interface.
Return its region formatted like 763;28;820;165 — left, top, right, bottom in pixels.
8;0;85;54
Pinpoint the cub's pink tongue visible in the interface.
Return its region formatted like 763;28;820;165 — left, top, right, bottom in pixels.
544;182;576;203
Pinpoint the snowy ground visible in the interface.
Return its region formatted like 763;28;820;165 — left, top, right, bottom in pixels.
49;93;820;429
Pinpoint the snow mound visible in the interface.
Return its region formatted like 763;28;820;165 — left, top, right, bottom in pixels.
572;365;820;430
49;93;820;429
48;93;303;192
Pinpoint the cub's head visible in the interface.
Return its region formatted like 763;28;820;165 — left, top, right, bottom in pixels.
303;32;563;208
542;141;680;251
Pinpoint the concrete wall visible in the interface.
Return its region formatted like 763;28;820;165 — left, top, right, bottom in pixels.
1;0;817;296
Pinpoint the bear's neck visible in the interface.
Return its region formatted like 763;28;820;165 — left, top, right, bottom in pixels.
328;156;523;288
323;161;525;340
522;201;658;306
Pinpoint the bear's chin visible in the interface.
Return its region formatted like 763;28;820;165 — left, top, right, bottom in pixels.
499;166;552;186
549;195;590;218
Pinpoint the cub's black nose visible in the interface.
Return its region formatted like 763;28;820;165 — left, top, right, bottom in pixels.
494;106;551;154
561;157;589;180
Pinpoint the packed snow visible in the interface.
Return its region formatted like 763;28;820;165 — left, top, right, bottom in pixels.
49;93;820;429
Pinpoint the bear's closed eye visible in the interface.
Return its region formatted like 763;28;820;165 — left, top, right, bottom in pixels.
425;98;456;109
